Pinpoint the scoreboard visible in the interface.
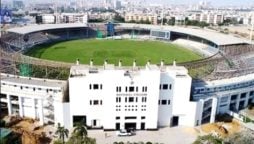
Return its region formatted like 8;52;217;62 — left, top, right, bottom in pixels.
150;29;171;40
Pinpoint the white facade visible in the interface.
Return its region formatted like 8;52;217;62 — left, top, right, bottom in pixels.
2;62;254;130
0;74;67;126
68;62;201;130
41;15;56;24
192;73;254;124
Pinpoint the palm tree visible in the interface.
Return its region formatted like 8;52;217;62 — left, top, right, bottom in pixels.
55;123;69;144
73;122;87;138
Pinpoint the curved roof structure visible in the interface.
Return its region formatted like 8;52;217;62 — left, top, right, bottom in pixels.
119;23;249;46
7;23;249;47
7;23;88;35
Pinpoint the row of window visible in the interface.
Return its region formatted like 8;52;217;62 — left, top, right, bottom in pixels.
158;100;170;105
231;93;249;101
116;97;147;103
89;100;102;105
89;84;103;90
159;84;172;90
116;86;148;93
116;108;146;111
193;81;254;95
115;105;146;108
1;83;61;93
115;116;145;120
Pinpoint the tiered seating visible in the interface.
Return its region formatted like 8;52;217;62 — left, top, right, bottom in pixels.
173;39;218;56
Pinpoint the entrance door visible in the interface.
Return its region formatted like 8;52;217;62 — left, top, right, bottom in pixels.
115;123;120;130
93;120;97;126
124;123;136;130
141;123;145;130
172;116;179;127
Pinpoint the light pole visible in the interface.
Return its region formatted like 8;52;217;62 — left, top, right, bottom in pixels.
250;23;254;44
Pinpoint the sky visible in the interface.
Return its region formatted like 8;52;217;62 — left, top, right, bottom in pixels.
150;0;254;6
17;0;254;6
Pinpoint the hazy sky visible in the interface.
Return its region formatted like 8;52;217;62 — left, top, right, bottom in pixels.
150;0;254;6
19;0;254;6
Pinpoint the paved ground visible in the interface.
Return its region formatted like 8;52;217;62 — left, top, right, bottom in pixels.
88;126;199;144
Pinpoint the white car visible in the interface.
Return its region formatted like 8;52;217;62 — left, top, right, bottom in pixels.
116;129;133;136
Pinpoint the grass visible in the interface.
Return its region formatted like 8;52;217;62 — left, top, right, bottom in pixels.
26;39;202;66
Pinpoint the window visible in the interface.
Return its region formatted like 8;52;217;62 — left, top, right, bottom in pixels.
159;84;162;90
141;116;145;119
20;86;23;90
93;100;99;105
93;84;99;90
125;97;127;102
125;87;128;92
169;84;172;90
89;84;92;89
116;117;120;120
33;88;36;91
136;97;138;102
129;86;135;92
158;100;160;105
116;97;121;103
241;93;247;99
136;87;138;92
142;97;147;102
231;95;237;100
119;87;121;92
142;86;147;92
161;100;167;105
168;100;170;105
125;117;137;120
116;87;118;92
100;84;103;89
250;91;254;96
129;97;134;102
90;100;92;105
162;84;168;90
100;100;102;105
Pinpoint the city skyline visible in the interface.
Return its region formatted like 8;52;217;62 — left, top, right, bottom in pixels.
11;0;254;6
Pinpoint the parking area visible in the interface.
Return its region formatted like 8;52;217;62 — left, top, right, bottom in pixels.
88;126;199;144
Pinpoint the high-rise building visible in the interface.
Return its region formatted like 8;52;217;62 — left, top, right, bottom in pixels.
114;0;122;9
13;0;24;10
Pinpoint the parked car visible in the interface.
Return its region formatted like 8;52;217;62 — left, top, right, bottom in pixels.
116;129;134;136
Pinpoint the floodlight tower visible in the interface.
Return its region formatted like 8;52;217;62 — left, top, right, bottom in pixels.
250;23;254;44
161;10;164;26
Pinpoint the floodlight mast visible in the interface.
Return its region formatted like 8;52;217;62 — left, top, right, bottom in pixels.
250;23;254;43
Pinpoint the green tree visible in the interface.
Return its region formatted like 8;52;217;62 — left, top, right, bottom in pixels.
73;122;88;138
67;122;96;144
193;134;223;144
55;123;69;144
